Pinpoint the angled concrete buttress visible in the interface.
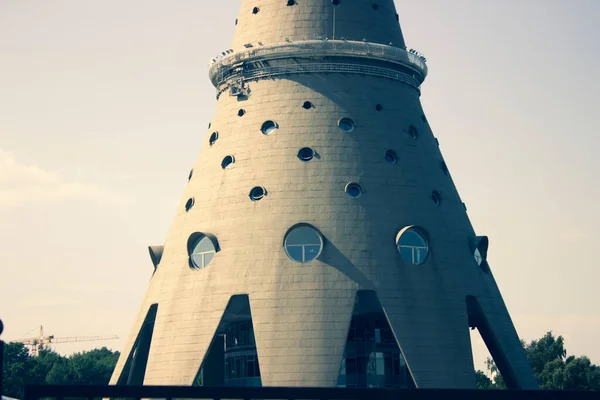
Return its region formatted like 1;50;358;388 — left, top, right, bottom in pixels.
110;0;538;390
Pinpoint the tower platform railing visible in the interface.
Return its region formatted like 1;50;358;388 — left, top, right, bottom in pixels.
209;40;428;87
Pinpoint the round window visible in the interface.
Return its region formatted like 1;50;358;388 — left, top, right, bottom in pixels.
474;248;483;266
238;109;245;117
384;150;397;164
249;186;266;201
345;183;363;198
284;224;324;263
209;131;218;146
338;118;355;132
297;147;315;162
185;198;195;212
302;101;314;109
408;125;418;139
190;235;216;269
261;120;278;135
222;155;235;169
431;190;442;205
396;227;429;265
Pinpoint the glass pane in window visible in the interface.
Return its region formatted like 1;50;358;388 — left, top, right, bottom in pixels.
286;245;303;262
194;236;215;253
286;225;321;245
304;245;321;262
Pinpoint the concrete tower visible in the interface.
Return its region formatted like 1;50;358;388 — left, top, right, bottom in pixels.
111;0;538;390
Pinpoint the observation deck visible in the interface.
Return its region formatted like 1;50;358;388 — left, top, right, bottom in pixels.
208;40;428;98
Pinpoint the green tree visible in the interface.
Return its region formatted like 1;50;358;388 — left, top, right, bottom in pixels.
483;331;599;391
2;343;37;398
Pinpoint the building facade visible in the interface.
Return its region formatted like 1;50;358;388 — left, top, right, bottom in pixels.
110;0;538;389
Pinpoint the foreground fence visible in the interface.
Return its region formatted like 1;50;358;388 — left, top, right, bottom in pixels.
22;385;600;400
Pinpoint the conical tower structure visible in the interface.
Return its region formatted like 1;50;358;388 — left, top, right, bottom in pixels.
111;0;538;389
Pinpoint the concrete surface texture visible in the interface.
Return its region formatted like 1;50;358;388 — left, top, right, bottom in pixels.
110;0;538;389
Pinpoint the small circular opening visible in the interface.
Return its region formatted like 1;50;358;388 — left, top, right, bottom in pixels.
375;104;383;112
345;183;363;198
238;109;245;117
431;190;442;205
298;147;315;162
261;120;278;135
249;186;266;201
185;198;195;212
384;150;397;164
252;7;259;14
302;101;314;109
209;132;218;146
372;4;379;11
338;118;355;132
221;155;235;169
408;125;419;139
396;227;429;265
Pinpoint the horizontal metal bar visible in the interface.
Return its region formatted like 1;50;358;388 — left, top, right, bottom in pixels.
23;385;600;400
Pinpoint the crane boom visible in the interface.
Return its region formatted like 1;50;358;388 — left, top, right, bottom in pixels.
10;325;118;356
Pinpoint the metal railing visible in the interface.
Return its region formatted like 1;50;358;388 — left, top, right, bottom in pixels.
22;384;600;400
208;40;428;88
215;62;422;98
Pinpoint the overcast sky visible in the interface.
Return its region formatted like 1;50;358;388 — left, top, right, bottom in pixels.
1;0;599;374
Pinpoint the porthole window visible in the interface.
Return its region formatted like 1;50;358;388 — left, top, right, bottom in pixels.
249;186;266;201
284;224;324;263
238;109;245;117
345;183;363;198
375;104;383;112
297;147;314;162
185;198;195;212
431;190;442;205
261;120;278;135
474;248;483;266
302;101;314;109
384;150;397;164
222;155;235;169
252;7;259;14
470;236;489;272
189;235;217;270
408;125;418;139
338;118;355;132
396;227;429;265
209;131;218;146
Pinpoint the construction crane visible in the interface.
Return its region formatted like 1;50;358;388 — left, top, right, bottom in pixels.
10;325;118;356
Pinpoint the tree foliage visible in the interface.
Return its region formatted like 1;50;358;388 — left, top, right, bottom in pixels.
479;331;600;391
1;343;119;398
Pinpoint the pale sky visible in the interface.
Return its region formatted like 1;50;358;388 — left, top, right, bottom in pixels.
1;0;599;374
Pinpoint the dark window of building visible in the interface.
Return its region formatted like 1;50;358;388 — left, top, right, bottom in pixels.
284;224;324;263
372;4;379;11
302;101;314;109
345;183;363;198
337;291;415;388
249;186;266;201
384;150;397;164
408;125;418;139
431;190;441;205
222;155;235;169
297;147;315;162
185;198;195;212
261;120;278;135
252;7;259;14
396;227;428;265
375;104;383;111
238;109;245;117
189;234;217;269
287;0;296;5
209;132;218;146
338;118;355;132
331;0;340;5
188;169;194;181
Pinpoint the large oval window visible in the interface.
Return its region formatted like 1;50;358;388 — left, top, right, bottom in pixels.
284;224;324;263
189;235;217;269
396;227;429;265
